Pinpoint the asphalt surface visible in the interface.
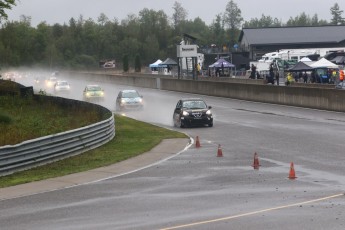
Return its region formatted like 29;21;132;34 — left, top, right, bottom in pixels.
0;138;191;200
1;72;345;230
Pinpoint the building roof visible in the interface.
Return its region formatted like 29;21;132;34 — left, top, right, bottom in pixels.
239;25;345;46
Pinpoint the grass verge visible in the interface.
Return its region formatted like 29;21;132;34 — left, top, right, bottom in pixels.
0;95;102;146
0;114;187;188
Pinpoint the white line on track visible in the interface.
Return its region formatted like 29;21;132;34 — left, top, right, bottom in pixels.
160;193;344;230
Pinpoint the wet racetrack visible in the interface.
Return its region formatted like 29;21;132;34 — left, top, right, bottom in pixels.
1;71;345;230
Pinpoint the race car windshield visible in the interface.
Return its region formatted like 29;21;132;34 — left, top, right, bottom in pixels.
122;91;139;98
88;86;102;91
183;101;207;109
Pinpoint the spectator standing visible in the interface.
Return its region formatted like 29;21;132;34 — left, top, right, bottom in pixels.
331;69;337;84
250;64;256;79
340;69;344;87
197;63;201;76
319;74;323;83
268;63;275;84
303;72;308;83
286;72;294;86
294;72;299;82
298;72;303;82
310;70;316;83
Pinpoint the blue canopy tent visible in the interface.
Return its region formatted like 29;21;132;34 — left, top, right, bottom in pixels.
209;58;235;68
149;59;162;73
208;58;235;77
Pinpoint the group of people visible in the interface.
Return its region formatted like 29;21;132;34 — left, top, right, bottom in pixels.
250;63;279;85
250;63;345;86
286;71;331;85
287;71;310;84
285;69;345;85
289;69;341;84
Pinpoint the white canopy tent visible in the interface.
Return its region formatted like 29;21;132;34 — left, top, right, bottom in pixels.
149;59;162;68
310;58;339;68
149;59;162;74
300;57;312;62
310;58;339;84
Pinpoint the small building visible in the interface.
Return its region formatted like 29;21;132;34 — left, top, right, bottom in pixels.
238;25;345;61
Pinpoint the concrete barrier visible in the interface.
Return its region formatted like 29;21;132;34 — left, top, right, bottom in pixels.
159;78;345;112
68;72;158;89
67;71;345;112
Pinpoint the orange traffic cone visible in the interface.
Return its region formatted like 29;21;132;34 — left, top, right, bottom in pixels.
252;152;260;169
217;144;223;157
288;162;297;179
195;136;201;148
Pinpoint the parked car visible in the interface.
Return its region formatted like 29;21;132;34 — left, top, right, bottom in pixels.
173;98;213;128
54;80;70;93
83;85;104;101
116;89;143;111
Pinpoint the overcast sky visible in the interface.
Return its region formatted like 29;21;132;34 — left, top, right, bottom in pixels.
6;0;344;27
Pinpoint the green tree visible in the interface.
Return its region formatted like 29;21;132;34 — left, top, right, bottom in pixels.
0;0;16;23
172;1;188;29
143;35;160;64
310;14;328;26
122;54;129;72
74;54;97;69
0;3;342;70
209;14;226;47
34;22;51;65
138;8;170;64
134;54;141;72
286;12;314;26
330;3;345;25
95;16;121;62
81;18;98;56
243;14;282;28
97;13;109;26
0;16;36;66
223;0;243;46
121;14;140;39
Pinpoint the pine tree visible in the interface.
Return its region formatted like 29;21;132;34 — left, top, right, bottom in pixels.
330;3;345;25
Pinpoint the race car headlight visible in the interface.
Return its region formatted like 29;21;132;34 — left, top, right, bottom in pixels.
138;98;143;103
121;99;126;104
206;110;212;115
86;92;91;97
182;111;189;116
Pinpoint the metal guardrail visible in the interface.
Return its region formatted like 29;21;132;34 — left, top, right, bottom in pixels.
0;108;115;176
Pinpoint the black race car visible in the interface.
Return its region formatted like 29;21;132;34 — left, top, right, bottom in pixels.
173;98;213;128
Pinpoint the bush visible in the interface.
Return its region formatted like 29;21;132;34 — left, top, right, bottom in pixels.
134;54;141;72
0;112;11;124
123;54;129;72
